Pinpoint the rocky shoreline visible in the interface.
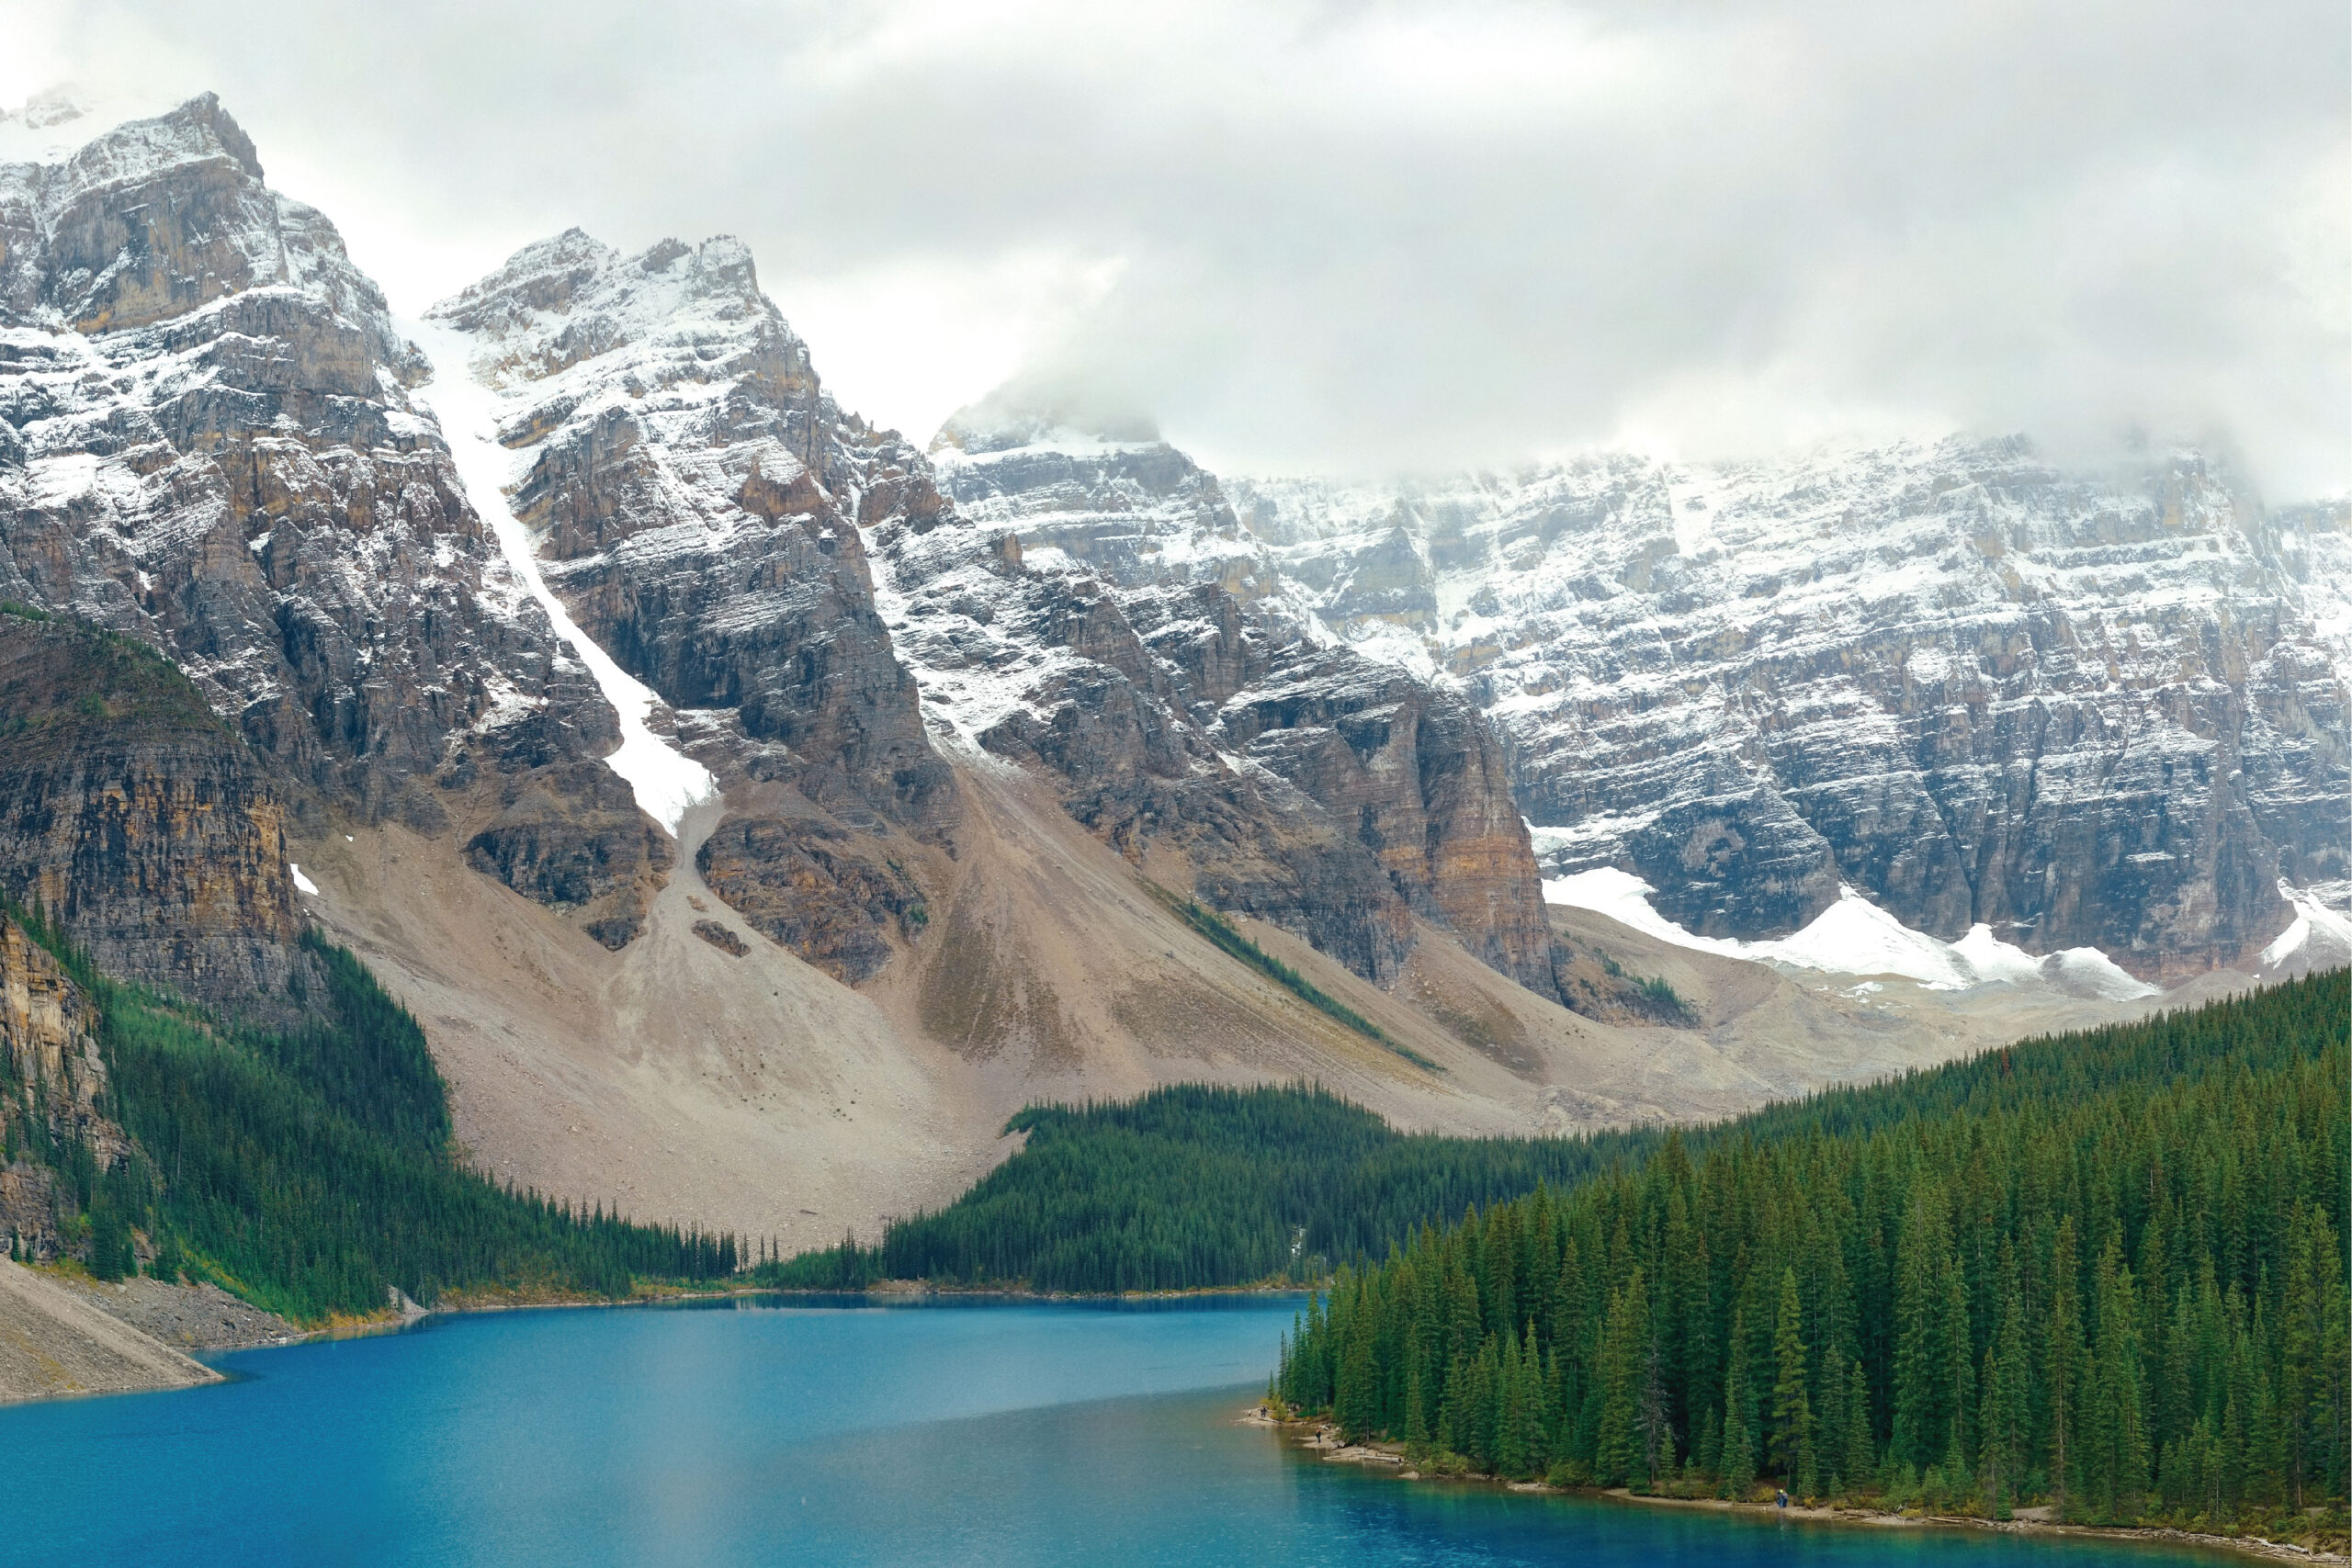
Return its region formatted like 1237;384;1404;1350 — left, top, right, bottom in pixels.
43;1269;307;1352
1247;1407;2348;1566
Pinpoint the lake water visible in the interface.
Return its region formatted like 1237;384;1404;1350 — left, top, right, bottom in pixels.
0;1295;2241;1567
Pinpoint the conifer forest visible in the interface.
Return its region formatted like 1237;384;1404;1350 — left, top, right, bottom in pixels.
1275;971;2349;1536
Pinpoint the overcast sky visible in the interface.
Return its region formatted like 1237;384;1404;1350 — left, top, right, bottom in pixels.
5;0;2346;493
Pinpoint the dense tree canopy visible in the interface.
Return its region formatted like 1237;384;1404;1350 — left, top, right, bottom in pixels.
1276;970;2348;1541
761;1084;1665;1292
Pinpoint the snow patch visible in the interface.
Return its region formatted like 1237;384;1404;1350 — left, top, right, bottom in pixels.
288;863;319;896
1543;867;2156;997
403;318;716;836
2261;879;2352;967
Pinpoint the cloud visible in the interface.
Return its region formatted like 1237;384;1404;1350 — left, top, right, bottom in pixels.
7;0;2346;493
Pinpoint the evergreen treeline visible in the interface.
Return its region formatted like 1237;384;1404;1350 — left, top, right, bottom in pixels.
759;1083;1663;1292
1275;970;2349;1542
3;900;743;1322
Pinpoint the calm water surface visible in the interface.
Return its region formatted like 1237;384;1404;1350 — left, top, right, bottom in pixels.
0;1295;2242;1567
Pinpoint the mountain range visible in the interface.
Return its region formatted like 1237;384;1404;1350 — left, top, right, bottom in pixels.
4;94;2345;1245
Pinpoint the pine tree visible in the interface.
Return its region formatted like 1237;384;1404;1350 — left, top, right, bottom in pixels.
1595;1269;1649;1485
1979;1286;2029;1515
2046;1215;2085;1517
1893;1183;1956;1472
1722;1302;1758;1498
1770;1266;1814;1488
1844;1356;1875;1491
2085;1235;2149;1520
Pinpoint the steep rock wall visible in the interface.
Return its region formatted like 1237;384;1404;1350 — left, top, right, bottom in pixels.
0;97;648;963
0;611;304;1009
1232;443;2349;979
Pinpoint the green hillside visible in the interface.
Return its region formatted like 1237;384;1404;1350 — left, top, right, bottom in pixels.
3;899;743;1322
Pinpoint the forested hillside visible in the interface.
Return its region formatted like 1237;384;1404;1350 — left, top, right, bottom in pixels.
763;1085;1663;1292
1275;971;2348;1542
2;900;744;1322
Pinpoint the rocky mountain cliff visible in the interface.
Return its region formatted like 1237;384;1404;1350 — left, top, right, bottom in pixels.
0;610;303;1009
422;234;1565;1000
1229;445;2349;980
0;908;129;1259
915;420;1559;997
0;96;654;978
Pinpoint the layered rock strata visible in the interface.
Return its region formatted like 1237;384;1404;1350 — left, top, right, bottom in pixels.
911;418;1564;998
0;611;303;1006
1232;443;2350;979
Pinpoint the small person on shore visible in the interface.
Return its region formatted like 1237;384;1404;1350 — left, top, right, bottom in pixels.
1775;1489;1788;1509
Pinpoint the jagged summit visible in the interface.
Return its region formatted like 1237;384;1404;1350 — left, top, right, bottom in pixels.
0;92;415;373
0;90;610;873
427;229;806;396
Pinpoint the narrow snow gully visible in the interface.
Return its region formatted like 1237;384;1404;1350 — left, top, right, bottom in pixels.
404;320;717;835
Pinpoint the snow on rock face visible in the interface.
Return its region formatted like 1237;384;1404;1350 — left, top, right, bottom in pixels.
405;319;714;836
424;230;955;833
0;95;609;820
2258;879;2352;975
901;409;1566;999
1235;440;2348;981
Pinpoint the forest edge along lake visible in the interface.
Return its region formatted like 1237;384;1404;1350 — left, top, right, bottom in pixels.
1257;1403;2343;1566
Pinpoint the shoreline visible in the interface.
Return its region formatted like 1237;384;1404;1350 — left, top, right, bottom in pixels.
1250;1408;2347;1566
4;1273;1302;1406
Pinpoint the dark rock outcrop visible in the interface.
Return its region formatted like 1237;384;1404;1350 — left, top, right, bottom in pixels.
0;611;307;1010
462;761;673;950
695;815;924;983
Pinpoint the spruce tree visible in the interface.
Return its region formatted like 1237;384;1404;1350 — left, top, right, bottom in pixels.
1770;1266;1814;1487
1722;1303;1758;1498
1844;1356;1875;1491
1595;1269;1648;1484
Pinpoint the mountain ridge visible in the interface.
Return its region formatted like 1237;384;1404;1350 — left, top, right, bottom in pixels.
2;93;2338;1246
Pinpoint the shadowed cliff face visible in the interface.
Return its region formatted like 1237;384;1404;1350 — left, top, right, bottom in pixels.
0;612;305;1011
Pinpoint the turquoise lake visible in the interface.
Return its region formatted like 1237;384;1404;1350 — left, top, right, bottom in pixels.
0;1295;2245;1566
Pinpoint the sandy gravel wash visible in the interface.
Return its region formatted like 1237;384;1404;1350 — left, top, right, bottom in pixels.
0;1258;221;1403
